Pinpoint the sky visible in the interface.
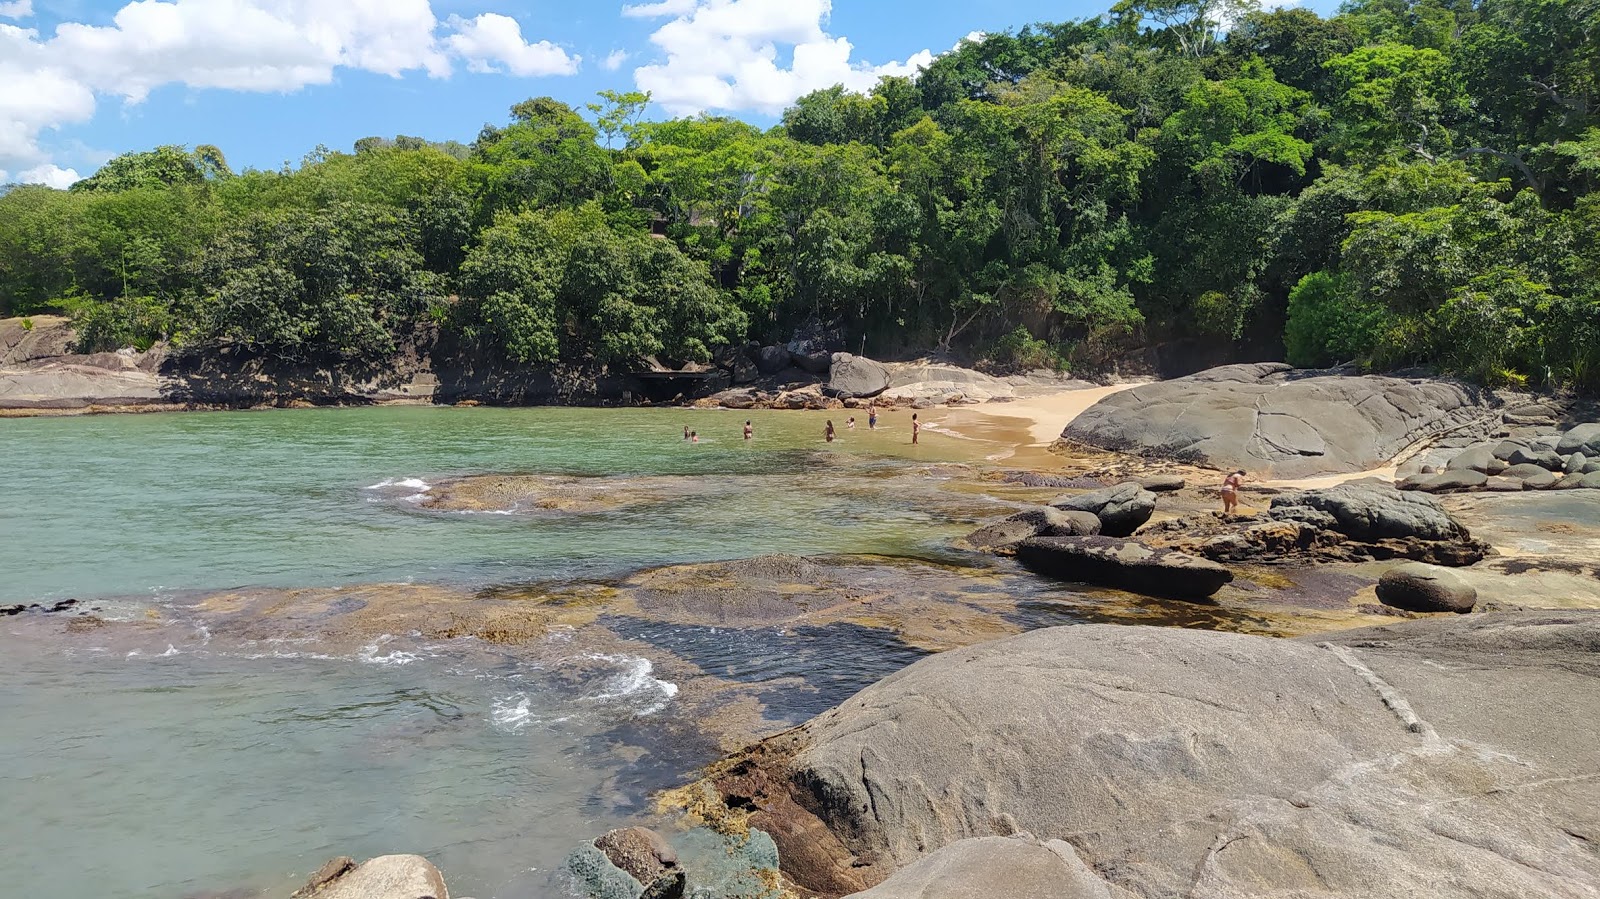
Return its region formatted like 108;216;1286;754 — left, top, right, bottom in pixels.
0;0;1336;188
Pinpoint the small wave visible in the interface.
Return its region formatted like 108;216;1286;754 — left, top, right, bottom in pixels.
491;693;533;732
158;644;181;657
358;635;420;667
365;477;431;490
583;653;679;715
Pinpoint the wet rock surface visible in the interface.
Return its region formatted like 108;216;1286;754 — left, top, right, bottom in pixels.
1376;562;1477;613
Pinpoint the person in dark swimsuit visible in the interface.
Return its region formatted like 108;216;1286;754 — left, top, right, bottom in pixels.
824;420;836;443
911;413;920;445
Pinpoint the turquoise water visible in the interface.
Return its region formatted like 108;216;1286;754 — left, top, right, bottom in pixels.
1;405;986;604
0;406;1009;899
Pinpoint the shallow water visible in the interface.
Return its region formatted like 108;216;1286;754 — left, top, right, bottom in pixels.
0;406;1022;899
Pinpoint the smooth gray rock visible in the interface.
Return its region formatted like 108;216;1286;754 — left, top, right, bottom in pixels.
301;855;448;899
844;836;1113;899
1583;472;1600;489
963;508;1101;550
1014;536;1232;599
1376;562;1478;613
785;614;1600;899
1507;446;1564;470
1565;452;1589;474
1491;438;1533;462
825;353;891;399
1485;476;1525;492
1416;470;1486;493
1444;443;1505;475
1586;461;1600;475
1062;364;1499;479
1271;481;1469;542
1136;474;1186;492
1505;464;1557;488
1557;423;1600;456
1555;473;1588;490
1048;482;1157;538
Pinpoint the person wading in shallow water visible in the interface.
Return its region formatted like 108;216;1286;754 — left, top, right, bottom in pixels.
1221;469;1245;515
683;426;690;441
690;430;699;444
867;404;878;430
743;420;753;441
825;420;836;443
911;413;920;445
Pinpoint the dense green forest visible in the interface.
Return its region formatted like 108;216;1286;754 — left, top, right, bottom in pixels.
2;0;1597;387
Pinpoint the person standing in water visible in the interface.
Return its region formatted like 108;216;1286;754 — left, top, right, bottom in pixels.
867;403;878;430
911;413;920;445
824;420;836;443
683;426;690;441
1221;469;1245;515
743;420;753;441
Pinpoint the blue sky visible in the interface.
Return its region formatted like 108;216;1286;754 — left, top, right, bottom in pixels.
0;0;1337;187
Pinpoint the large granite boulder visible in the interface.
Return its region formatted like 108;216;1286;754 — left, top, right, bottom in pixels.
1443;443;1505;475
1048;482;1157;538
293;855;447;899
1376;562;1477;613
1014;536;1232;599
825;354;891;400
1556;423;1600;456
725;613;1600;898
1062;364;1499;479
962;508;1101;550
1269;481;1468;543
844;836;1113;899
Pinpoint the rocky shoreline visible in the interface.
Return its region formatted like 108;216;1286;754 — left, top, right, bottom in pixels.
12;349;1600;899
0;315;1086;417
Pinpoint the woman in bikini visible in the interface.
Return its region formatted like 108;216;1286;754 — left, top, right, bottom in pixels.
1221;470;1245;515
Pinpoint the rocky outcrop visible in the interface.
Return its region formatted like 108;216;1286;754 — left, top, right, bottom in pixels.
593;827;679;887
1416;426;1600;492
292;855;447;899
1048;482;1158;538
960;508;1101;550
824;354;891;399
698;613;1600;898
1269;480;1468;543
1014;536;1233;599
1376;562;1477;613
844;836;1113;899
1062;363;1500;479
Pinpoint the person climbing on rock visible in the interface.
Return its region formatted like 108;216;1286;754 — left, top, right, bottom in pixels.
1221;469;1245;515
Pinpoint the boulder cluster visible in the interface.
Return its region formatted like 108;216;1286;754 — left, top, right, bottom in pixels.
1401;424;1600;493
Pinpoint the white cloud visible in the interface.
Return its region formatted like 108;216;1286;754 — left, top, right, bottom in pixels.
603;49;630;71
2;163;82;188
621;0;697;18
0;2;576;179
444;13;579;77
629;0;936;115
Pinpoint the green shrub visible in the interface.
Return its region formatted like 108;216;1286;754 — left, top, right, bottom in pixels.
19;317;33;331
61;292;172;353
1284;271;1386;368
992;326;1070;371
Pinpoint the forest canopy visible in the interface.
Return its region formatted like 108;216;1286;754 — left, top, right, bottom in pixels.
2;0;1597;388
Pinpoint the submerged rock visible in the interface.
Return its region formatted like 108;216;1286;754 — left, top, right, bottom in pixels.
1376;562;1477;613
1014;536;1232;600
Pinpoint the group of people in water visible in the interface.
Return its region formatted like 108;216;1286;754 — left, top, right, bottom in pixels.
683;402;923;445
